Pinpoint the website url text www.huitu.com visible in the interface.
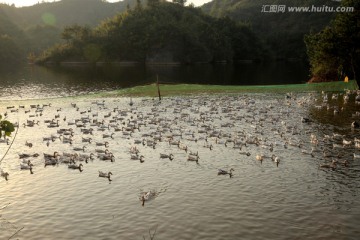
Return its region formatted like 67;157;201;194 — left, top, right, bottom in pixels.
261;5;354;13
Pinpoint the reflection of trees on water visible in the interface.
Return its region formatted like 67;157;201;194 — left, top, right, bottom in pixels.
0;62;309;99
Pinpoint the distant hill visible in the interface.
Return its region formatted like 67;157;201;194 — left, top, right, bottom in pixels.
202;0;340;60
0;6;26;65
37;2;266;64
1;0;129;28
0;0;135;58
0;0;341;65
0;6;23;37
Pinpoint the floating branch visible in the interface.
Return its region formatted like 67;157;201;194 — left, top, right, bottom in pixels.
156;75;161;101
8;226;24;240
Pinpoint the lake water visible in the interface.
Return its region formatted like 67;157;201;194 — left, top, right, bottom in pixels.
1;63;360;240
0;62;309;100
1;90;360;239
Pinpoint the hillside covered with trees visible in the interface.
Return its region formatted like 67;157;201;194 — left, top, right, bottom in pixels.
0;0;341;64
0;0;130;64
1;0;358;83
1;0;128;28
202;0;340;60
36;1;266;64
0;6;26;66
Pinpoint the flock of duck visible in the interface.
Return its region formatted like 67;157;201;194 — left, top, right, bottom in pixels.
1;89;360;205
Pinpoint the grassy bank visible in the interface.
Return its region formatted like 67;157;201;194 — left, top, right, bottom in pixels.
93;80;358;98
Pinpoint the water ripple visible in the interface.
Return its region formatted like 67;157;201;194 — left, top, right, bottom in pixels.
1;93;360;239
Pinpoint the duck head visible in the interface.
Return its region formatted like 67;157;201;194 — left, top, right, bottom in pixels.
107;172;113;181
229;168;235;178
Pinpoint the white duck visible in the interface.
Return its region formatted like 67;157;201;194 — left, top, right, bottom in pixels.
140;191;153;206
271;155;280;167
131;155;145;163
68;163;83;172
96;142;109;148
73;146;86;152
98;154;115;162
79;153;95;160
19;153;39;159
187;155;199;162
218;168;234;178
20;160;33;170
99;171;112;181
256;154;264;164
20;160;34;174
0;138;10;145
160;153;174;160
44;151;59;159
102;133;114;139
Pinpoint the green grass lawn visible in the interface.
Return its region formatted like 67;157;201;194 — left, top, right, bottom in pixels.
92;80;358;98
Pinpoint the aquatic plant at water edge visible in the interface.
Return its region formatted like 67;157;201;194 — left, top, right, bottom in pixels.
0;115;15;138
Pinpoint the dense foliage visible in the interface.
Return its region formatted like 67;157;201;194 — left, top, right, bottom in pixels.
1;0;356;78
0;34;23;66
0;7;25;66
0;0;129;65
37;1;265;64
305;0;359;82
202;0;339;60
0;115;15;138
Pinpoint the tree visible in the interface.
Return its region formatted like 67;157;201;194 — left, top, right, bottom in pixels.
305;0;359;82
37;1;266;64
332;0;359;81
0;34;23;65
135;0;142;10
25;25;62;54
172;0;187;6
305;27;341;81
61;24;91;45
147;0;160;7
